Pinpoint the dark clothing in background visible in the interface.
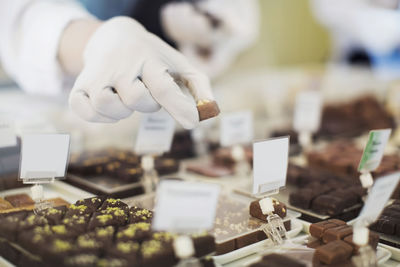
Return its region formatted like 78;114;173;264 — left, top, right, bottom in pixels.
79;0;195;47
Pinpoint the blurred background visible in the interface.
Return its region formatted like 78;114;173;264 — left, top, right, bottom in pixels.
0;0;399;151
0;0;331;85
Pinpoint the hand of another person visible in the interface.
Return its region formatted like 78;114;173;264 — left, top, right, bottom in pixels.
161;0;259;78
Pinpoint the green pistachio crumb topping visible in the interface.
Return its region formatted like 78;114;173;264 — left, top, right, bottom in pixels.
117;241;139;253
53;239;72;252
97;214;112;224
141;240;162;257
52;225;67;235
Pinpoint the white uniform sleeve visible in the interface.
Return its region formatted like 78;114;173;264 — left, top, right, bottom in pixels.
311;0;400;55
0;0;93;95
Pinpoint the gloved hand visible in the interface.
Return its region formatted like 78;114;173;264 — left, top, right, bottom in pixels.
161;0;259;78
69;16;215;129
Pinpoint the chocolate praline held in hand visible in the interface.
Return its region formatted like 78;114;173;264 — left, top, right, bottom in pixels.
197;100;220;121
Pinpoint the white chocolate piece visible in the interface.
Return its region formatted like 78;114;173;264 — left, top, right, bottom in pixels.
141;155;154;171
259;197;274;215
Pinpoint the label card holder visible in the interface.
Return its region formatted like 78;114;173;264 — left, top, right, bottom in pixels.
358;129;392;173
152;180;220;233
19;134;70;183
135;109;175;155
293;91;322;134
0;121;17;148
220;111;253;147
357;172;400;225
253;137;289;196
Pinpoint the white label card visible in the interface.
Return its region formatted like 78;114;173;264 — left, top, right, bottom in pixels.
358;129;391;172
135;109;175;155
253;137;289;195
358;172;400;225
20;134;70;181
0;121;17;148
293;91;322;134
152;180;220;233
220;111;253;147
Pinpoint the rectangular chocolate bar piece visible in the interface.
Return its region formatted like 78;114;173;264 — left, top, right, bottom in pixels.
315;240;353;264
322;225;353;243
5;194;34;208
311;195;347;216
343;231;379;253
250;253;306;267
309;219;346;238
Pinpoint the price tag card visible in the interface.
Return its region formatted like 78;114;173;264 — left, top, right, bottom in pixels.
358;172;400;225
20;134;70;183
293;91;322;133
358;129;392;172
0;121;17;148
253;137;289;195
220;111;253;147
152;180;220;233
135;109;175;155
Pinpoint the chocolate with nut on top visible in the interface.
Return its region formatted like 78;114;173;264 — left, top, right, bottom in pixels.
249;198;287;221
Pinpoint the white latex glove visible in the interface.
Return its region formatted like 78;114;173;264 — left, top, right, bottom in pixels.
161;0;259;78
69;16;215;129
311;0;400;55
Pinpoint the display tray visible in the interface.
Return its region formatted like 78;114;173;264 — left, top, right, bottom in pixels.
375;233;400;250
212;219;303;265
66;173;144;199
0;180;94;204
124;191;301;255
290;236;392;266
234;182;363;223
379;243;400;262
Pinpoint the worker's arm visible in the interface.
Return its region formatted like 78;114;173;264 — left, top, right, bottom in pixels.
0;0;92;95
